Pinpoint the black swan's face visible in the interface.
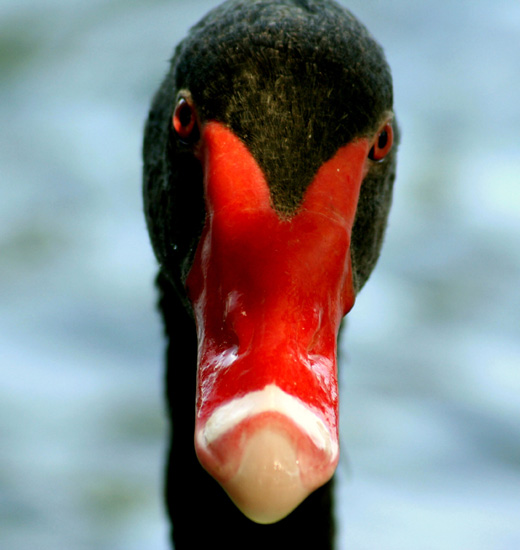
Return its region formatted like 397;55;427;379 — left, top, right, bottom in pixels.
143;0;398;525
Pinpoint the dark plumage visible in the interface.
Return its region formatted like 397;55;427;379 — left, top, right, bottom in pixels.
143;1;398;548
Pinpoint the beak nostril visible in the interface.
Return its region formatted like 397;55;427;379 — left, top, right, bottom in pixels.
307;325;322;355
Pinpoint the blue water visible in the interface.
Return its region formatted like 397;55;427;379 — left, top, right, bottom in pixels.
1;1;519;548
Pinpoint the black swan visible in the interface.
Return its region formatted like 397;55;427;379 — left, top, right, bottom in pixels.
143;1;398;548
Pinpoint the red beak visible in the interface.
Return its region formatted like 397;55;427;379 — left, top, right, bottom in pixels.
186;122;370;523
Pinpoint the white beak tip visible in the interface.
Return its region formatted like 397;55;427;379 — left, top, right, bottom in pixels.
221;427;309;524
194;385;339;523
220;426;334;524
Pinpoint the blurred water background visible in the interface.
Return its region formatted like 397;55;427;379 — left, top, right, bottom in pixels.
1;1;519;549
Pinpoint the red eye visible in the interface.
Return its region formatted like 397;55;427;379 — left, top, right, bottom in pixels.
173;96;199;143
368;121;394;161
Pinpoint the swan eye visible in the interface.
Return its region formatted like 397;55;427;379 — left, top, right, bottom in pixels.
368;122;394;161
173;96;199;143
